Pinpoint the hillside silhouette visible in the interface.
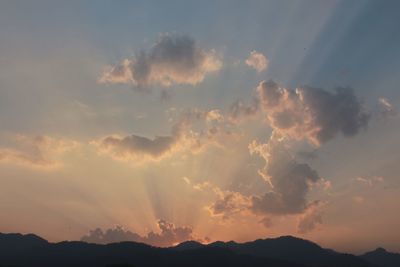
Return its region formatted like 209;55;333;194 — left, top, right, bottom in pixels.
0;232;397;267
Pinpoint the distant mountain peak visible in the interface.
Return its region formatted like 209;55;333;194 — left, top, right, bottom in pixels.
0;232;48;243
361;246;400;267
173;240;204;251
374;247;388;253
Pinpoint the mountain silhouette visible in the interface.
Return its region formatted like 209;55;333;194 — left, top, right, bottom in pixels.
360;247;400;267
202;235;369;267
172;240;204;251
0;232;389;267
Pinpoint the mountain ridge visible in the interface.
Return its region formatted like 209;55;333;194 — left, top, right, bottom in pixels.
0;232;396;267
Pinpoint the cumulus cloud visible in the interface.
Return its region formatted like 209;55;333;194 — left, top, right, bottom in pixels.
94;108;233;162
208;189;251;219
249;132;321;215
96;134;180;161
99;34;222;88
81;219;199;247
245;51;268;72
0;135;78;168
256;80;370;146
297;201;324;234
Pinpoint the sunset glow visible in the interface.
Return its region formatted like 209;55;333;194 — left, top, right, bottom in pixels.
0;1;399;256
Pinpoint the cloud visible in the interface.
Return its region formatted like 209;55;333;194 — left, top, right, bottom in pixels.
206;109;224;123
355;176;384;187
378;97;396;117
259;217;273;228
99;34;222;88
249;132;321;215
0;135;78;169
94;108;233;162
96;134;180;161
297;150;318;160
228;98;260;123
245;51;268;72
92;111;196;161
208;189;251;219
81;219;199;247
297;201;324;234
256;80;370;146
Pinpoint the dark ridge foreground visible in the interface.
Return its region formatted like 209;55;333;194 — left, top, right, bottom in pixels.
0;233;396;267
360;247;400;267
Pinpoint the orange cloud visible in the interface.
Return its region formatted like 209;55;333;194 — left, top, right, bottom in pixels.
0;134;79;169
81;219;204;247
245;50;268;72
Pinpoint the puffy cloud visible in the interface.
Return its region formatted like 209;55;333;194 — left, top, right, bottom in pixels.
80;226;142;244
378;97;396;117
92;111;196;162
96;134;180;161
81;219;198;247
257;80;370;146
0;135;78;169
245;51;268;72
297;201;324;234
208;189;251;219
94;108;233;162
249;132;321;215
99;34;222;88
206;109;224;123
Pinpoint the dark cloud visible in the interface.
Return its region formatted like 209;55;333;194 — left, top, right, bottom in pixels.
81;219;197;247
100;34;222;88
257;80;370;145
249;132;320;215
100;134;178;160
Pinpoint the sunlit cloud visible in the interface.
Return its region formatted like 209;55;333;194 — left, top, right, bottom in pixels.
99;33;222;89
81;219;203;247
93;108;235;163
245;50;268;72
297;201;324;234
208;188;251;219
355;176;384;187
0;135;79;169
249;132;320;215
378;97;396;117
256;80;370;146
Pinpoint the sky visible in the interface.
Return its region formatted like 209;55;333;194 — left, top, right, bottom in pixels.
0;0;399;254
